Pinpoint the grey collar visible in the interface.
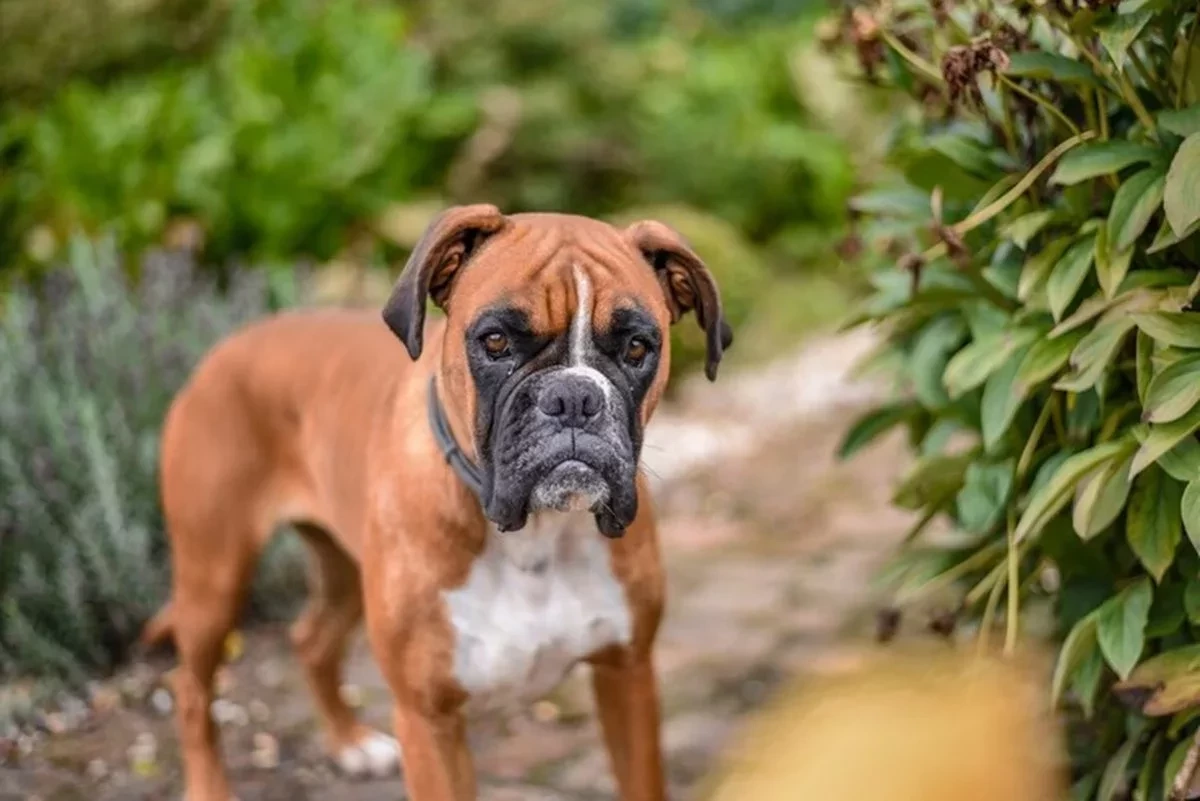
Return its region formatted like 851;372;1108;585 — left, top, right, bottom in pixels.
427;378;485;500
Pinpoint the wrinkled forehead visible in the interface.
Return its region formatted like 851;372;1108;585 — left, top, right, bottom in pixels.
450;214;668;334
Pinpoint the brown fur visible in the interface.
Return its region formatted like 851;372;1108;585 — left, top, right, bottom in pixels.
147;209;726;801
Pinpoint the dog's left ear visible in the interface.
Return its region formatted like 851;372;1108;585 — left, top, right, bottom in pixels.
624;220;734;381
383;204;507;360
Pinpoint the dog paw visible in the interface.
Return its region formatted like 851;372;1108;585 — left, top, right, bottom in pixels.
336;729;402;778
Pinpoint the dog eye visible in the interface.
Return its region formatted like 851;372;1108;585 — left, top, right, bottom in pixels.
481;332;511;358
624;337;650;367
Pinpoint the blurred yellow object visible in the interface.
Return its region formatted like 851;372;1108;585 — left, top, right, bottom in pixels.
708;647;1067;801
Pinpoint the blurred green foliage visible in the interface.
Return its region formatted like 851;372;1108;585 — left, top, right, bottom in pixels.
0;0;851;279
0;239;306;682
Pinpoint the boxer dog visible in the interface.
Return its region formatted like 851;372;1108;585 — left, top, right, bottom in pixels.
142;205;732;801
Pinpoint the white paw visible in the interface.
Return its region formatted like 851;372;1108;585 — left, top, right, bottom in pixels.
336;730;402;778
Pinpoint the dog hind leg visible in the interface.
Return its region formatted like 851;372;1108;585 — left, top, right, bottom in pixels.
291;523;401;778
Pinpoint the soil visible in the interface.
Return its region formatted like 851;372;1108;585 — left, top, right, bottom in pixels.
1;329;918;801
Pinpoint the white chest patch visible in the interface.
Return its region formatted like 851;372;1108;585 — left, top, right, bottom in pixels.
443;511;632;714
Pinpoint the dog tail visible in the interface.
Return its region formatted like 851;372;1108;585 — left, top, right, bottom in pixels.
139;602;175;649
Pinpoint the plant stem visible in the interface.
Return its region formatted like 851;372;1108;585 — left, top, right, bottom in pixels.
1098;88;1109;141
976;563;1006;656
918;130;1096;264
1129;48;1168;105
897;540;1007;603
1018;397;1054;479
998;74;1080;137
878;28;945;85
999;82;1020;156
1051;394;1068;443
1004;508;1019;655
1179;9;1200;109
1118;69;1159;136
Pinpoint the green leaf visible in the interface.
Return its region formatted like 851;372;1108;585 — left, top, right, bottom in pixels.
1145;353;1200;423
1073;449;1134;540
1015;437;1138;543
909;316;967;408
1098;10;1153;72
1127;467;1184;582
1048;234;1098;320
1050;141;1159;185
1135;733;1166;801
1098;733;1141;801
1074;647;1106;719
1160;438;1200;483
1164;738;1193;801
1137;329;1154;404
942;328;1039;398
849;185;931;218
1055;317;1137;393
1186;579;1200;624
1147;216;1200;254
1095;221;1134;300
956;460;1014;535
1053;612;1099;705
1004;209;1056;248
1017;328;1085;392
927;133;1000;178
1108;166;1166;251
1184;479;1200;557
838;403;916;459
981;347;1028;451
1096;577;1152;680
1160;105;1200;137
893;452;972;511
1132;312;1200;348
1019;237;1072;303
1005;51;1100;84
1131;403;1200;477
1165;133;1200;238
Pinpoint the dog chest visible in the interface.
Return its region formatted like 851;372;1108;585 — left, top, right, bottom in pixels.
442;512;632;713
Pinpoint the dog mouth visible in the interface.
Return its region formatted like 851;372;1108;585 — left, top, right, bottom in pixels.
529;460;611;514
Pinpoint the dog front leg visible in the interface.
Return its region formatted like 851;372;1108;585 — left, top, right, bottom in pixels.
592;655;667;801
394;705;474;801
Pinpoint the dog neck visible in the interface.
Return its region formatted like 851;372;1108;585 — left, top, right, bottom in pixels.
426;377;486;500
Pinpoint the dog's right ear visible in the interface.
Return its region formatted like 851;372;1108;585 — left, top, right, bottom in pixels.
382;204;507;360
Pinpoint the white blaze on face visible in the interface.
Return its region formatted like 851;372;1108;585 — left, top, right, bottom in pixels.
566;266;615;400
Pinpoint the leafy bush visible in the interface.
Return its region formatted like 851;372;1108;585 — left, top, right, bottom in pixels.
0;240;305;681
834;2;1200;798
2;0;853;287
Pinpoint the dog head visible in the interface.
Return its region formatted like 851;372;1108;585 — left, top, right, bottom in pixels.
382;204;732;537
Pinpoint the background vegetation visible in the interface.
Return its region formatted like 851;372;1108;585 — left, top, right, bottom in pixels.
835;1;1200;798
0;0;861;683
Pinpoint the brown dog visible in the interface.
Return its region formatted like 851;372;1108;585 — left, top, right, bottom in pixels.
142;205;731;801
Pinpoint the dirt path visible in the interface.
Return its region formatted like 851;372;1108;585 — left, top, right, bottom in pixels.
3;329;915;801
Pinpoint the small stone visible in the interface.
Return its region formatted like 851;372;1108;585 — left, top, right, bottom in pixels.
248;699;271;724
128;732;159;777
339;684;363;709
256;660;285;690
41;713;67;735
86;758;109;781
530;700;560;724
150;688;174;716
250;732;280;770
211;700;249;728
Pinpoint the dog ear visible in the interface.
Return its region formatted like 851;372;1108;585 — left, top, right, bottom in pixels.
624;220;734;381
382;204;507;360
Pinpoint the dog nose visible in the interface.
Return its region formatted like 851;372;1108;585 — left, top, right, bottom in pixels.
538;375;604;428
